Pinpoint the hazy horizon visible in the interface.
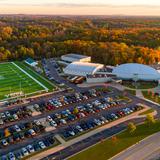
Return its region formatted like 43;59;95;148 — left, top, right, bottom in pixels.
0;0;160;15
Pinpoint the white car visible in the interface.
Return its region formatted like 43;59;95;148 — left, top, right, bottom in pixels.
27;144;35;153
47;116;53;122
38;141;46;149
50;120;57;127
68;130;75;136
111;113;118;119
13;114;19;120
93;119;101;126
28;129;36;136
5;111;11;117
8;152;16;160
76;125;83;132
60;119;67;124
1;139;8;146
0;113;6;119
14;125;21;132
21;147;29;156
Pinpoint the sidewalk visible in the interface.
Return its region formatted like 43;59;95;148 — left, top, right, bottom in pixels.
136;90;144;99
28;105;151;160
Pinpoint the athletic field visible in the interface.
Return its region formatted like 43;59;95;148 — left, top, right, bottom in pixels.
0;62;55;101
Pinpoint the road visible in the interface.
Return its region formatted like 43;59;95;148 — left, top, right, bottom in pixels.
111;131;160;160
40;118;144;160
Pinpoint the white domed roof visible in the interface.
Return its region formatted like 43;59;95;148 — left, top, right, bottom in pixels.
63;62;104;76
112;63;160;81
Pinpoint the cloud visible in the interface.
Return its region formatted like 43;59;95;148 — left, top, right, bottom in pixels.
31;3;160;9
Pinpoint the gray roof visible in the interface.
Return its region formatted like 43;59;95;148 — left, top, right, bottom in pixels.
62;54;89;59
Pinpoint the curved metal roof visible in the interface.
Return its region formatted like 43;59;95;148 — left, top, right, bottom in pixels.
63;62;104;76
112;63;160;81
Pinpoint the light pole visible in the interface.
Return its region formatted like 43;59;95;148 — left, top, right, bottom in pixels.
133;73;139;89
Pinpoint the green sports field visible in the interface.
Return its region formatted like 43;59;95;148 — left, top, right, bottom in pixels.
0;62;54;101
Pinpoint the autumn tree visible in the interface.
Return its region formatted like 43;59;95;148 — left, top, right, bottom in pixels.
128;122;136;134
146;114;155;125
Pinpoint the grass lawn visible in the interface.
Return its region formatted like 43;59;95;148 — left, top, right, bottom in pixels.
0;62;44;100
122;81;158;89
69;121;160;160
117;95;132;102
142;91;160;104
0;61;57;101
139;108;155;115
125;89;136;95
15;61;56;91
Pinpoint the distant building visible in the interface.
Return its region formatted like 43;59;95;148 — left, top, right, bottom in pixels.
112;63;160;81
25;58;38;67
61;53;91;64
63;62;104;77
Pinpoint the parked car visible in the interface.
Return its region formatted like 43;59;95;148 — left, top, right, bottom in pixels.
21;147;29;156
38;141;46;149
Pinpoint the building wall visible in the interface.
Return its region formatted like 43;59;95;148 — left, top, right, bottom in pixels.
86;77;112;83
63;69;91;77
79;57;91;63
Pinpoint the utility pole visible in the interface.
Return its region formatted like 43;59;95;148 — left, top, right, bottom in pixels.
19;81;22;102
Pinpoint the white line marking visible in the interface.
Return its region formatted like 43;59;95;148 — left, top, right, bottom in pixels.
11;62;48;91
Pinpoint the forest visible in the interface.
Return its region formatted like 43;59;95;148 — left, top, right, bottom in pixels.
0;15;160;65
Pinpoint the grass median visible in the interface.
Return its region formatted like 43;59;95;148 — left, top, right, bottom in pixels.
125;89;136;95
139;108;155;115
69;120;160;160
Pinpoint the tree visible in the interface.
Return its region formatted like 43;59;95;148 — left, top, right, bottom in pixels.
111;136;118;143
128;122;136;133
146;114;155;125
4;128;11;137
73;107;79;114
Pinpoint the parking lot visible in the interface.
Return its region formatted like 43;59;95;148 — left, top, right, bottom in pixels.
0;59;159;160
0;86;146;159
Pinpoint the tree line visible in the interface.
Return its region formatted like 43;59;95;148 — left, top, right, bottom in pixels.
0;16;160;65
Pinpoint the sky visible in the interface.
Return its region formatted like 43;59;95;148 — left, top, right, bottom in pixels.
0;0;160;15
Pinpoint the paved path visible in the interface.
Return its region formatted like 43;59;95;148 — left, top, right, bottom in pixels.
136;90;144;98
111;131;160;160
55;134;66;145
27;106;150;160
